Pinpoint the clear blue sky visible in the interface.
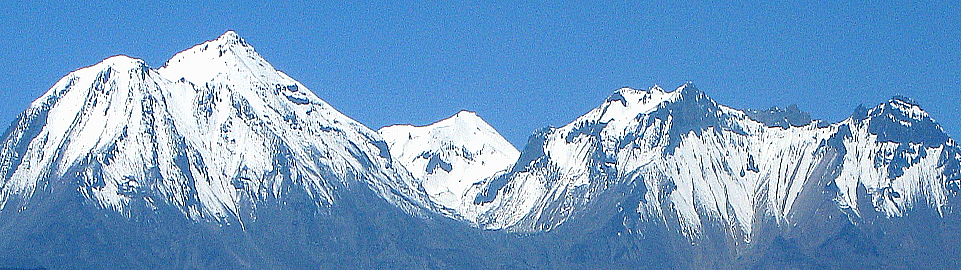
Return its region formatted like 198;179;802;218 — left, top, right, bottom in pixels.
1;1;959;147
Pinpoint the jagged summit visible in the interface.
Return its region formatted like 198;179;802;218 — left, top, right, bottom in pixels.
852;95;950;147
603;83;717;117
461;82;961;243
883;95;931;120
890;94;918;105
674;81;698;92
650;84;665;93
665;82;712;103
745;104;815;128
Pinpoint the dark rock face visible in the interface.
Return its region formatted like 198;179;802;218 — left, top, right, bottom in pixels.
865;97;949;147
745;104;814;128
649;83;747;154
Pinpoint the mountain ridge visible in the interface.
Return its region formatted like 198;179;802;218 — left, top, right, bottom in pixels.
453;83;960;236
1;31;960;269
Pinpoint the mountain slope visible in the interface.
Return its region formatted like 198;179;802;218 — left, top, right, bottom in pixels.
449;83;961;268
379;110;519;216
465;83;961;246
0;31;433;226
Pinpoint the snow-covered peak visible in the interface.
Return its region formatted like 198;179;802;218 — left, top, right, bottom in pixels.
65;55;149;82
0;31;431;224
465;81;961;239
854;95;934;123
379;110;519;214
217;30;245;44
31;55;149;105
157;30;287;86
597;83;705;113
97;55;147;69
600;83;715;117
431;110;488;131
650;84;665;93
594;86;674;122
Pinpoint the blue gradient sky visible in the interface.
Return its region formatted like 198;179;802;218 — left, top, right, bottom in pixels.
1;1;959;147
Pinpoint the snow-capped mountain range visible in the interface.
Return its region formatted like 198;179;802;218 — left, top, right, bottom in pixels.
380;83;960;241
451;84;961;238
1;31;959;269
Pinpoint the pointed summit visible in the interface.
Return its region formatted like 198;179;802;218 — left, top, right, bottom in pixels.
157;30;282;85
201;30;252;50
671;81;704;98
661;81;714;106
218;30;243;42
861;96;948;146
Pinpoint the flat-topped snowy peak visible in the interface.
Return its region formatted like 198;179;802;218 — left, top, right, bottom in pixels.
0;31;430;222
379;110;519;215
